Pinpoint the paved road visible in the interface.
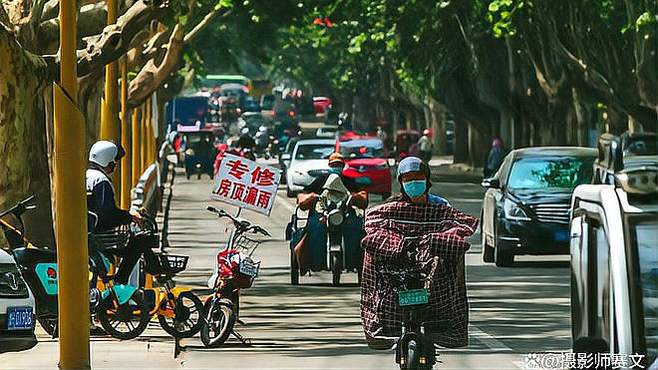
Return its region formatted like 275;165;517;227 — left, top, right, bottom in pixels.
165;164;571;369
3;164;571;369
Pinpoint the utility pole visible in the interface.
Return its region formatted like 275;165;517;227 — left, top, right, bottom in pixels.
100;0;120;190
120;57;131;209
53;0;90;366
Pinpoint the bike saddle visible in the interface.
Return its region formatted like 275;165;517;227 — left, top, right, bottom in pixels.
13;247;57;265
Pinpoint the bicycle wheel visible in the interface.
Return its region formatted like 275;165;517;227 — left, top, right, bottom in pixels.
158;291;204;338
98;291;150;340
200;297;235;347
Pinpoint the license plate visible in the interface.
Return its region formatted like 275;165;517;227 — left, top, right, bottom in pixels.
555;230;569;242
239;260;258;277
398;289;429;307
7;307;33;330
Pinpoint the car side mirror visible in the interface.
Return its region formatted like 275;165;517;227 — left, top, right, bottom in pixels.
281;153;291;161
481;178;500;188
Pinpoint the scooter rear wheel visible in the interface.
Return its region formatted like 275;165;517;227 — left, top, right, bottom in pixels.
38;317;57;338
405;339;418;370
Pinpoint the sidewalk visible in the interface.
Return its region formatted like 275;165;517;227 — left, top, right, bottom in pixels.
428;155;483;184
3;331;183;369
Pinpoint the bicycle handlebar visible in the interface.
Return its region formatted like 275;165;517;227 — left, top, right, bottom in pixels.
0;195;37;219
206;205;270;236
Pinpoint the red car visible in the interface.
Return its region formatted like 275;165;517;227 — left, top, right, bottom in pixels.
313;97;332;115
337;137;392;198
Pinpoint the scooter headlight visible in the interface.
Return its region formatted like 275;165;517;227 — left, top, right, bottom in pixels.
327;209;344;226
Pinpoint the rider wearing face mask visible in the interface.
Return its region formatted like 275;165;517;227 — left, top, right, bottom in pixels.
360;156;476;350
393;156;450;206
303;153;359;195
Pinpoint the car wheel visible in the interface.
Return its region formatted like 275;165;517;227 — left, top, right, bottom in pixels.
481;211;494;263
494;233;514;268
490;216;514;267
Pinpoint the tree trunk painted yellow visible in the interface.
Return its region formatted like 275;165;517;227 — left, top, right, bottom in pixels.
131;108;141;187
53;0;91;365
100;0;120;192
141;102;148;173
120;57;131;209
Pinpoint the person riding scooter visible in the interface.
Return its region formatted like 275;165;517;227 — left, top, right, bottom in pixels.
86;140;159;284
360;156;477;352
291;153;367;276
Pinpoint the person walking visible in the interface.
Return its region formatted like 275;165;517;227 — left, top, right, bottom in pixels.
418;128;433;163
483;137;508;178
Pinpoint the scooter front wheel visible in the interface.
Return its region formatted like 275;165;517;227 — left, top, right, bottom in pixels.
98;291;150;340
200;297;235;347
331;254;341;286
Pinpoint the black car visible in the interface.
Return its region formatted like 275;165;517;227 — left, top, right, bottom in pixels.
480;147;597;267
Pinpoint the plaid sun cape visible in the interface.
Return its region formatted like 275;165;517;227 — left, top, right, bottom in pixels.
360;201;478;348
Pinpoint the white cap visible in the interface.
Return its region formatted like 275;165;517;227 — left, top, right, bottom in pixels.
89;141;118;167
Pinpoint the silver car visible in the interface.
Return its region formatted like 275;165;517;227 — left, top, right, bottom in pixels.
284;139;335;197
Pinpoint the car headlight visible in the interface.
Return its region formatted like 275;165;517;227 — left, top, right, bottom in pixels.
185;149;195;156
503;199;530;221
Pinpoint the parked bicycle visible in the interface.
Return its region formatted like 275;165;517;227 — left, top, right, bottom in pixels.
1;195;151;340
201;206;269;347
147;252;205;338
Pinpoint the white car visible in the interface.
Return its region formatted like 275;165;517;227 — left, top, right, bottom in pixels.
0;248;37;353
316;125;340;138
284;139;336;197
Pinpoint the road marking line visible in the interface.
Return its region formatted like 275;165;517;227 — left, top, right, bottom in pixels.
470;325;513;352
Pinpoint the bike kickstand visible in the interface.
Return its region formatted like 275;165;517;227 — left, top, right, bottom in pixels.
231;329;251;346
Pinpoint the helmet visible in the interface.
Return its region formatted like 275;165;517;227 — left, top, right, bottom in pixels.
89;141;118;167
328;152;345;166
423;128;431;137
397;156;430;181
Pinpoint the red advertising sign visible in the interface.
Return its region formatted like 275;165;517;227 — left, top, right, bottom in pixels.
211;154;281;215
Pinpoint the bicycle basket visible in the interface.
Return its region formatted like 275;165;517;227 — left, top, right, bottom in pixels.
234;257;261;289
158;254;189;276
233;234;262;257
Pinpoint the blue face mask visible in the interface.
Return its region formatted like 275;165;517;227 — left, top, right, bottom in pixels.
402;180;427;199
329;167;342;174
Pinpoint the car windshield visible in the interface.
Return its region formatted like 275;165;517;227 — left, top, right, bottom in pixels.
340;141;384;159
295;144;334;160
635;219;658;362
625;136;658;156
507;156;594;191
